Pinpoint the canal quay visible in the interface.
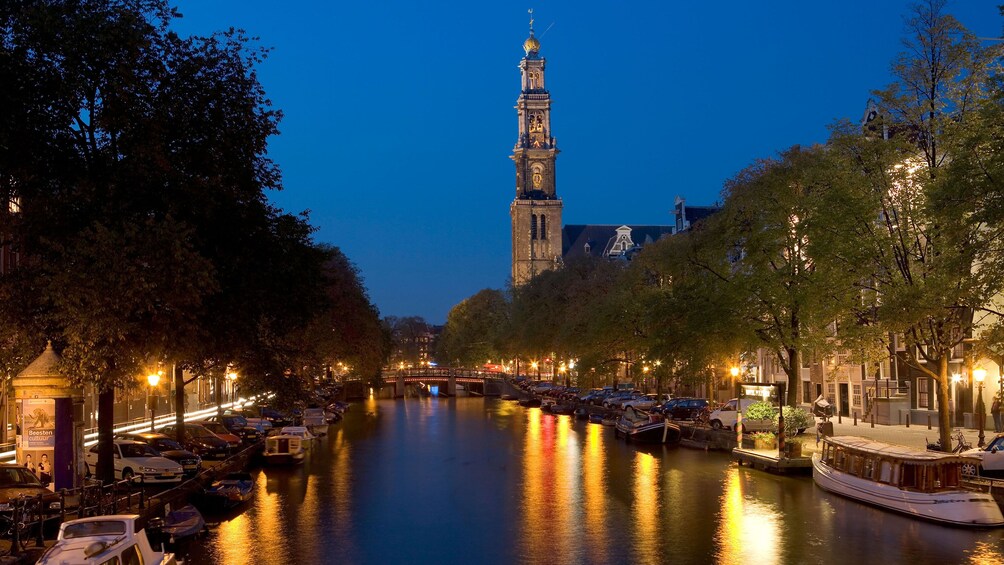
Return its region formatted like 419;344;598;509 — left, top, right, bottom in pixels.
168;396;1004;565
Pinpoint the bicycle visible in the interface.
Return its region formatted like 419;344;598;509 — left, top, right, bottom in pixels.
0;497;43;555
926;429;972;454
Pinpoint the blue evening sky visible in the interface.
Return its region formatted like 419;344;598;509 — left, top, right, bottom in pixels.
170;1;1001;324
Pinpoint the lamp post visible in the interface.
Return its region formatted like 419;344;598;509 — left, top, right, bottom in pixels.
975;367;986;447
952;373;963;428
731;366;740;398
147;373;161;432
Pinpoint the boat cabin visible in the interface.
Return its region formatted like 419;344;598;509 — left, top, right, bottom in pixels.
819;436;969;492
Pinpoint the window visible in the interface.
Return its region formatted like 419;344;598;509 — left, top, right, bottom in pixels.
539;215;547;239
530;214;537;240
918;378;929;409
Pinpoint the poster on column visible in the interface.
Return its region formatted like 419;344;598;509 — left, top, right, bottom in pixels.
24;398;56;448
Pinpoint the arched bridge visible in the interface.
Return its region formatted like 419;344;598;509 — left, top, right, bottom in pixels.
343;368;510;398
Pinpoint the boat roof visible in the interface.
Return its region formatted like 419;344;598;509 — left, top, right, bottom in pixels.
825;436;979;464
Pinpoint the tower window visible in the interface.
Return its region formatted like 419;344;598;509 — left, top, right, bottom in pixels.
531;214;537;240
540;215;547;239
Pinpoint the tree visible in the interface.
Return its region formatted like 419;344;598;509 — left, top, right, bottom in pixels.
693;146;867;407
0;0;327;480
438;289;510;368
833;0;1004;449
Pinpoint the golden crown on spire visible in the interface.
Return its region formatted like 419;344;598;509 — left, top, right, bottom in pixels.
523;8;540;56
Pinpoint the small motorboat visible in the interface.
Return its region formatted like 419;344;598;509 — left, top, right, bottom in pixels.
38;514;178;565
302;408;329;436
588;413;604;424
518;398;542;408
614;407;682;444
500;394;518;401
163;504;206;540
279;426;317;447
265;433;306;464
204;472;255;510
551;404;575;415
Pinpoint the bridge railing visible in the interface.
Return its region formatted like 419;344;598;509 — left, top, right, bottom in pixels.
379;367;507;381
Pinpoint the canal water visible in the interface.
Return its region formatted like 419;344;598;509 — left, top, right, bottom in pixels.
186;398;1004;564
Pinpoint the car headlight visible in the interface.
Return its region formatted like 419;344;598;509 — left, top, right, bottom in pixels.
48;502;62;511
143;467;159;473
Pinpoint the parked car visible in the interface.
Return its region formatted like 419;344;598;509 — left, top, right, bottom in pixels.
114;432;202;478
204;414;263;445
0;464;63;516
84;440;184;483
961;433;1004;477
158;424;230;459
665;398;709;420
197;421;242;450
708;398;774;431
621;394;662;411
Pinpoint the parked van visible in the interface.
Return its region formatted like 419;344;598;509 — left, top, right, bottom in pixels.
708;398;775;432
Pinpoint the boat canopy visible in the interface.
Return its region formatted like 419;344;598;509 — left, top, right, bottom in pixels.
825;436;979;466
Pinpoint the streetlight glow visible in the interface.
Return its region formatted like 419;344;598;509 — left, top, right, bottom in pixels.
730;366;740;378
147;373;161;387
974;367;986;383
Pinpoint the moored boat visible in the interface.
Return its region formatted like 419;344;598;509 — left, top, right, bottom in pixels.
37;514;177;565
812;436;1004;527
302;408;329;436
264;434;306;465
162;504;206;540
614;406;681;444
204;472;255;510
518;397;542;408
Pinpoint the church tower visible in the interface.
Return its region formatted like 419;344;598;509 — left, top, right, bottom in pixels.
510;11;562;286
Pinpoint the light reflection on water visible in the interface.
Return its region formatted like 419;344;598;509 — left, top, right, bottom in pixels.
187;398;1004;565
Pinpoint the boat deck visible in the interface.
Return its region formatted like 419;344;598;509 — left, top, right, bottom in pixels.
733;447;813;475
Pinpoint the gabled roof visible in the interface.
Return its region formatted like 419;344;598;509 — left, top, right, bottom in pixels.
562;224;674;260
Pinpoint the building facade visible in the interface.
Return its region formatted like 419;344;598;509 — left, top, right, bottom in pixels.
510;19;562;286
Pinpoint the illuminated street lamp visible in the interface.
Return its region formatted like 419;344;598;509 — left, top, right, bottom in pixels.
227;371;238;404
146;372;161;432
731;366;740;397
974;367;986;447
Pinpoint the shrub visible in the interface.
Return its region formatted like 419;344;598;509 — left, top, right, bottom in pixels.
781;406;814;436
744;400;778;421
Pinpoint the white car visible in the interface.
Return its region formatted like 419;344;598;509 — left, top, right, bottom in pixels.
84;440;184;483
961;433;1004;477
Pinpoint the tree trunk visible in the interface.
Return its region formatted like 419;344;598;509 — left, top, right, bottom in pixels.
97;388;115;484
174;365;185;445
937;356;952;452
786;347;800;407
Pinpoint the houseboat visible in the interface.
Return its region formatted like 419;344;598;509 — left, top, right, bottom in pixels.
812;436;1004;527
614;406;681;444
37;514;177;565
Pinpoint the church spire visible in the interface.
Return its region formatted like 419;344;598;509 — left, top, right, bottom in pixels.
510;9;562;286
523;8;540;57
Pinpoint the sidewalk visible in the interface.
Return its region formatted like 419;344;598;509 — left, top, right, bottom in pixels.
797;416;1002;455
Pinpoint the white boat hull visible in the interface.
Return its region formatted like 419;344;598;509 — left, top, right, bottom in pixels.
812;453;1004;526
